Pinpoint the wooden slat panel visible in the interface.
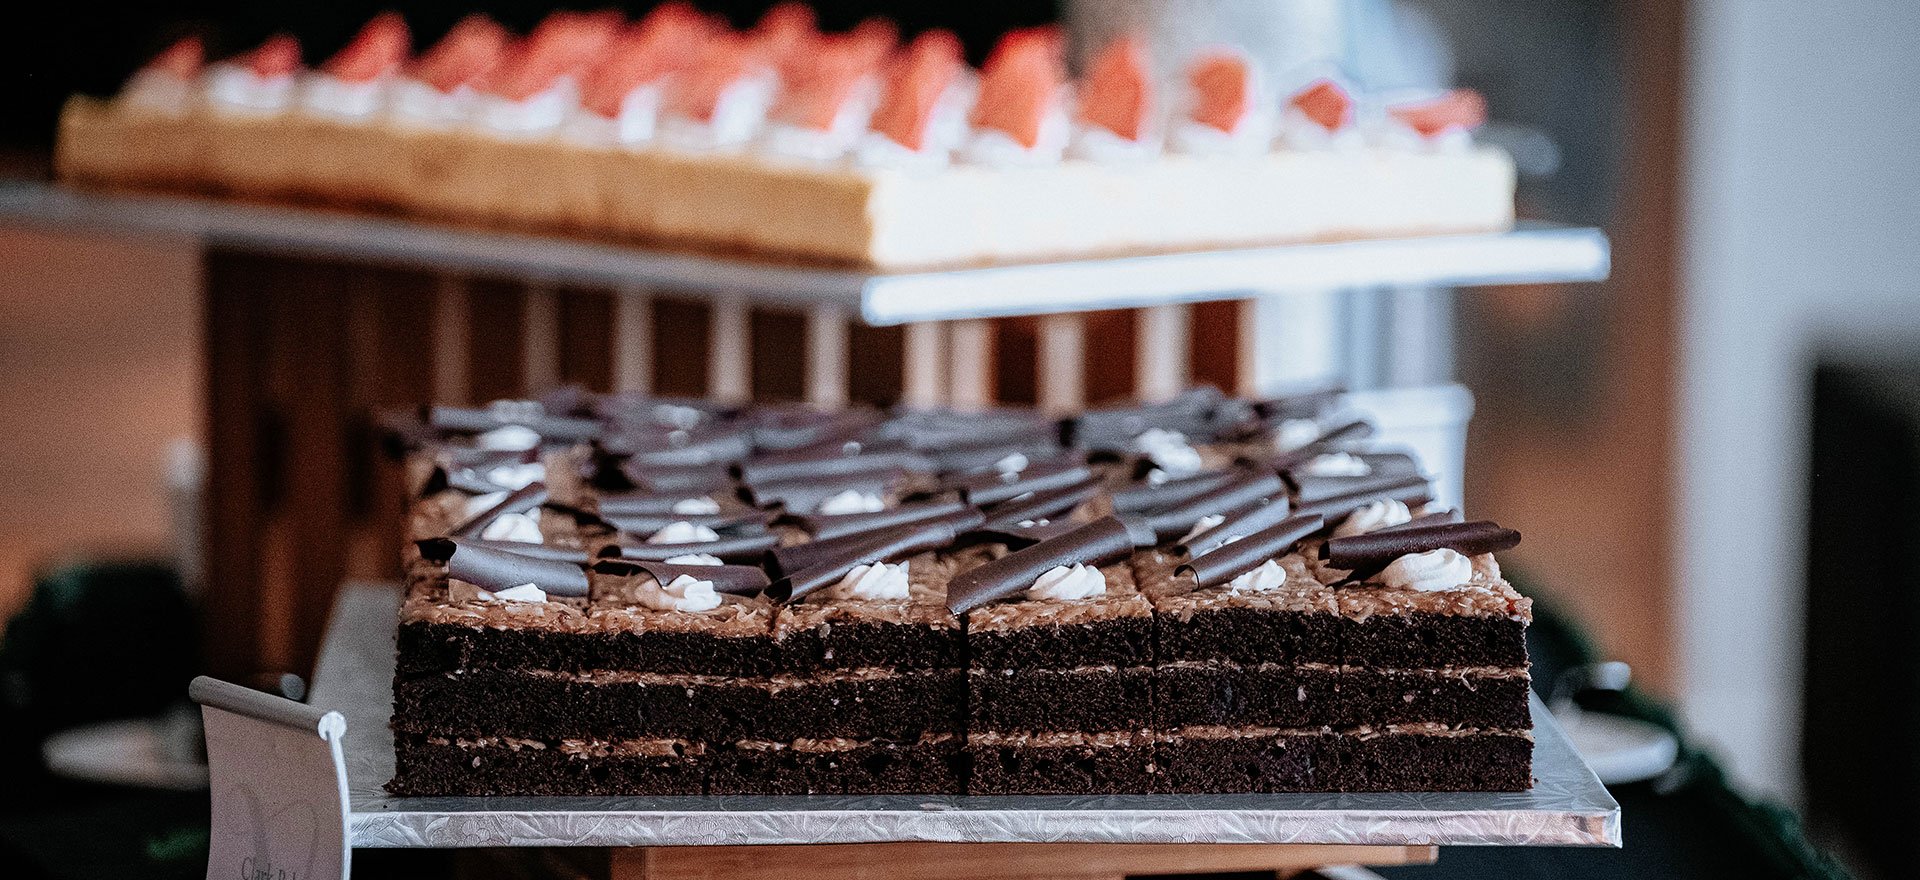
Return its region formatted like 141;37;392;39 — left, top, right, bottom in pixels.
272;258;352;677
947;318;996;410
201;249;273;680
1190;298;1241;394
993;317;1039;406
651;297;710;397
1082;309;1138;405
612;287;653;395
465;277;525;402
750;308;807;402
618;843;1435;880
559;287;615;393
846;323;904;407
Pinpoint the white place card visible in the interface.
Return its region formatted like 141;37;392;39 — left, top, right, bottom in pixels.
190;676;350;880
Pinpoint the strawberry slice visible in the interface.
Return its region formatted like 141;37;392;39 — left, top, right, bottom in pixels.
776;37;875;131
664;33;761;123
1077;35;1151;141
868;30;962;151
322;12;411;83
483;11;623;101
1186;51;1251;134
969;26;1065;148
146;36;205;78
752;2;818;68
244;35;302;79
848;18;899;66
1389;89;1487;137
410;15;508;93
1289;78;1352;132
579;4;717;118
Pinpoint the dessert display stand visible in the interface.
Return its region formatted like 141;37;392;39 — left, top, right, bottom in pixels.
184;582;1618;880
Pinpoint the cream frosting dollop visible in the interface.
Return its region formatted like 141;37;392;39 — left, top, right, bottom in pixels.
480;582;549;604
648;521;721;544
204;64;296;115
1302;452;1371;477
484;462;546;490
299;73;389;121
960;110;1070;167
479;511;543;543
475;424;541;451
461;489;509;518
670;496;722;515
1378;548;1473;592
1276;418;1322;452
826;561;911;601
471;82;574;139
1026;563;1106;601
1179;513;1226;545
1133;428;1204;477
120;70;199;116
387;80;475;129
1332;499;1412;538
636;573;721;612
816;488;886;515
994;451;1030;475
1227;559;1288;593
663;553;724;566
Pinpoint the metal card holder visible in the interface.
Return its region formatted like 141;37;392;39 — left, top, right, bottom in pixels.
190;676;351;880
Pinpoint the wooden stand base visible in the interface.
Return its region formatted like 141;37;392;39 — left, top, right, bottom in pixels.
610;842;1437;880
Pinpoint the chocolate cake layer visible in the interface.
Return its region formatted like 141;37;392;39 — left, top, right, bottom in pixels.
388;733;706;797
1155;725;1533;793
965;563;1154;668
706;734;963;795
393;666;963;743
968;667;1152;734
1154;662;1533;730
966;730;1161;795
396;618;795;678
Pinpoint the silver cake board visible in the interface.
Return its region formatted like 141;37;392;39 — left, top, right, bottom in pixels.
306;582;1619;852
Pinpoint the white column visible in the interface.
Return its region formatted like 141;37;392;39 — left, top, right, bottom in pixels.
612;286;653;396
707;293;752;402
901;322;947;408
431;275;470;404
1243;290;1341;396
521;282;562;393
1135;303;1191;401
947;318;995;411
1384;286;1454;388
1037;312;1086;415
805;303;850;408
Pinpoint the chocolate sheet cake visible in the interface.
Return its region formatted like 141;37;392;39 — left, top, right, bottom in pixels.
385;388;1533;796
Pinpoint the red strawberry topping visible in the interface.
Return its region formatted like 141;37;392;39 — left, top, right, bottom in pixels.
969;26;1065;149
1389;89;1488;137
1077;35;1151;141
1186;51;1251;134
867;29;962;151
1289;78;1352;132
322;12;411;83
410;15;509;93
244;35;302;79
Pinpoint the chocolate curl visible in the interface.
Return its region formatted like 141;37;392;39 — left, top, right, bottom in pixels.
597;510;769;536
769;518;972;602
1110;469;1239;514
736;449;930;486
1175;514;1325;589
1325;520;1521;579
1178;497;1301;557
447;482;549;538
591;558;771;596
946;516;1153;614
1141;471;1287;541
766;511;983;580
417;537;589;597
958;519;1083;550
419;465;506;497
425;404;601;442
596;490;726;515
1071;387;1226;448
949;459;1094;506
926;436;1063;474
1289;477;1432;521
618;429;754;467
978;478;1101;530
440;446;535;471
617;461;733;494
1252;388;1343;421
750;408;885;451
459;539;591;563
1269;419;1375;469
741;471;904;511
1290;468;1433;505
606;532;780;562
781;499;975;540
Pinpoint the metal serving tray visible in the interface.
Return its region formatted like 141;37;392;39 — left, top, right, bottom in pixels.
309;583;1619;849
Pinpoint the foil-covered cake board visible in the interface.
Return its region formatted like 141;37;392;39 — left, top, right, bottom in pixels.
312;583;1620;849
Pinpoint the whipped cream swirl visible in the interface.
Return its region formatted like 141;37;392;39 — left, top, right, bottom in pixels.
1027;563;1106;601
479;511;543;543
648;521;721;544
1332;499;1412;538
817;488;886;515
1378;549;1473;592
1302;452;1370;477
635;573;722;612
827;561;911;601
1133;428;1204;477
1227;559;1288;593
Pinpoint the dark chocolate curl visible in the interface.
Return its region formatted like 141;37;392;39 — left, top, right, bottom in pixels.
1268;419;1376;470
1289;477;1433;521
1176;514;1326;589
1178;498;1301;557
417;537;589;597
1072;387;1227;448
617;461;733;494
948;460;1094;507
765;511;983;580
458;539;591;563
421;465;510;497
1289;466;1434;505
946;516;1141;614
1326;520;1522;579
1110;469;1239;514
446;483;549;538
742;471;904;512
591;559;770;596
609;532;780;563
425;404;601;442
928;436;1063;474
978;479;1102;530
783;499;975;540
770;519;971;602
1376;509;1465;532
1142;471;1288;541
597;511;768;535
620;430;753;467
596;490;726;515
736;450;931;486
958;519;1084;550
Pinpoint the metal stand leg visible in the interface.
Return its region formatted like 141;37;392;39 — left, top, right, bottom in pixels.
902;322;947;408
613;286;654;396
947;318;995;411
1037;312;1087;415
806;303;850;408
708;293;751;403
1135;303;1190;401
